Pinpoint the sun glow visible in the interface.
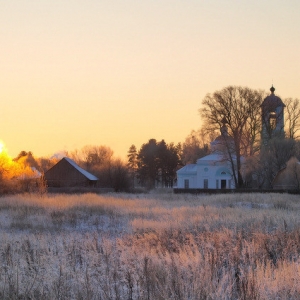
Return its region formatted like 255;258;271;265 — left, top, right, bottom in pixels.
0;141;4;154
0;140;38;180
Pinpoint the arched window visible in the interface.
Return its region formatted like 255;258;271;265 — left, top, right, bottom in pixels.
269;111;277;130
221;171;226;175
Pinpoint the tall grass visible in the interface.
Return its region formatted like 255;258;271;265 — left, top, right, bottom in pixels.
0;192;299;299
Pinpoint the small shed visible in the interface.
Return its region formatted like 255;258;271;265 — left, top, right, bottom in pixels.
45;157;98;187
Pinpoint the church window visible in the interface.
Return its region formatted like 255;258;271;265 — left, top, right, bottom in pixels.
269;112;277;130
216;180;219;189
184;179;189;189
204;179;208;189
221;171;226;175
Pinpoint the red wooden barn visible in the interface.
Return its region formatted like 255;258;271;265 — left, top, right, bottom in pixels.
45;157;98;187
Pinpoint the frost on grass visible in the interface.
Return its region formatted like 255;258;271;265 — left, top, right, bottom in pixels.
0;192;300;299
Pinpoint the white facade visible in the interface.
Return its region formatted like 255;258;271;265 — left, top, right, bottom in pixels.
177;153;236;189
177;122;237;190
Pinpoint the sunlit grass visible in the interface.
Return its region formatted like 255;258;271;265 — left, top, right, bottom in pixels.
0;192;299;299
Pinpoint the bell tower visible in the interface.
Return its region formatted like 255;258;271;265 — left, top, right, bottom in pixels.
261;85;285;144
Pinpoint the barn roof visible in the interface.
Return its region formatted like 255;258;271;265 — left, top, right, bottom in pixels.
63;157;98;181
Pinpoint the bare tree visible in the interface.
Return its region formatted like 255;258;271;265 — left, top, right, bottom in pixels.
181;129;213;164
68;145;120;188
241;154;264;188
82;145;114;170
69;145;114;171
200;86;264;188
110;158;131;192
242;96;264;156
259;138;296;188
284;97;300;139
37;157;59;173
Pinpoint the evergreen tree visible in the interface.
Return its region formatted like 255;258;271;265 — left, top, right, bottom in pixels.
127;144;138;187
136;139;181;189
137;139;158;189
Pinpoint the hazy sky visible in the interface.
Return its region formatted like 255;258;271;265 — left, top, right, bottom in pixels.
1;0;299;159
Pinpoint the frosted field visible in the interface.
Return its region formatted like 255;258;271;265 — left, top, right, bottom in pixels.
0;192;300;299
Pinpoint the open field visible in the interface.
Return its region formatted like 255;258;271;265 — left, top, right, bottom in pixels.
0;192;300;299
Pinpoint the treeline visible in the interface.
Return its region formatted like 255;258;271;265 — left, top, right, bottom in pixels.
67;137;212;191
0;137;208;193
1;85;299;193
127;139;182;189
8;131;300;193
69;140;185;191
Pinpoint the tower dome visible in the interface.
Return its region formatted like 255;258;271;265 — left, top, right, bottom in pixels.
210;118;234;153
261;85;285;112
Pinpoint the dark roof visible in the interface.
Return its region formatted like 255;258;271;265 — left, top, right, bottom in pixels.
261;86;285;110
46;157;98;181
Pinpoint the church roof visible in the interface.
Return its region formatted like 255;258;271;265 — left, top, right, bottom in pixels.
261;86;285;110
196;153;238;163
177;164;197;174
210;123;234;153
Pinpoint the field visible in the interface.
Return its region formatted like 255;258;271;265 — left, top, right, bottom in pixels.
0;191;300;299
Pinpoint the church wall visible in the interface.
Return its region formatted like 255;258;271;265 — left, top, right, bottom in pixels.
196;163;235;189
176;159;237;189
176;174;197;189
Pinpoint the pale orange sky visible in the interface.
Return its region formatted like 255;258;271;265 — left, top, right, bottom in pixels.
1;0;299;159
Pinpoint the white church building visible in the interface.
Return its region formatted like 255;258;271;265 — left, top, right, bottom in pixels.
176;85;286;190
176;120;237;190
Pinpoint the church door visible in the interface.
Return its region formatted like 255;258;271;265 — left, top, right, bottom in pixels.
221;180;226;189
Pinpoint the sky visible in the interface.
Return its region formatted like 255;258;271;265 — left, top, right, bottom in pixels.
1;0;299;159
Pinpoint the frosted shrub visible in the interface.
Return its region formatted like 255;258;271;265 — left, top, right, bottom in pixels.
0;192;299;299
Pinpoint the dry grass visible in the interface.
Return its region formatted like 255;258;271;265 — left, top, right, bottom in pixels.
0;192;300;299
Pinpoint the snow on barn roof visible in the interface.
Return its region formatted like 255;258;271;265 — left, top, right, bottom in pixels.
63;157;98;181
